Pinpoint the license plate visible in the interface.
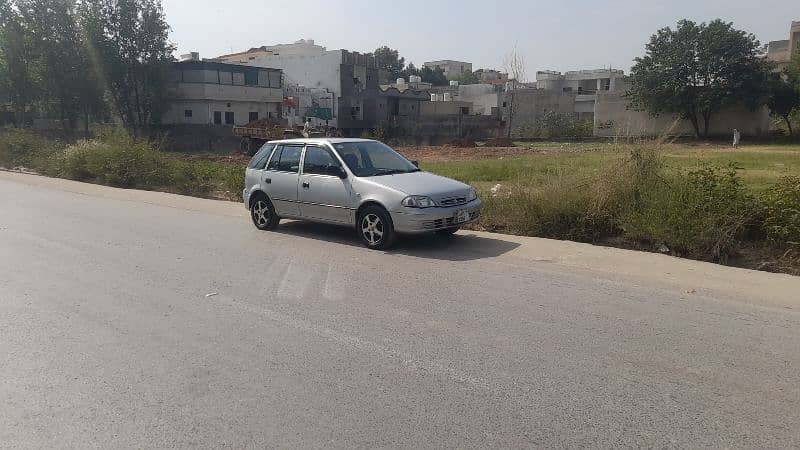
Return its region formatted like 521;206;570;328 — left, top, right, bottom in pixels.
455;209;470;223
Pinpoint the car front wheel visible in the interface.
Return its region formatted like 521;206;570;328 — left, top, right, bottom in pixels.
250;194;280;230
357;206;396;250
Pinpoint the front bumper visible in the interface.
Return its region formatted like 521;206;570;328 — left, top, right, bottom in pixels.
391;199;482;234
243;188;250;209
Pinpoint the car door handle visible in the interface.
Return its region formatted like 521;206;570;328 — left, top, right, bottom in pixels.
301;181;310;189
264;178;271;184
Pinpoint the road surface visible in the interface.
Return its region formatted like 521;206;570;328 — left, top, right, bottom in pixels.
2;171;799;448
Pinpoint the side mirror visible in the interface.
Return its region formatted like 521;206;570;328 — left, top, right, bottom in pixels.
331;166;347;179
411;160;419;168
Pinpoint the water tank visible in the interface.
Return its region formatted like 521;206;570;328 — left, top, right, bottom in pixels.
450;80;459;86
430;93;437;102
409;75;422;83
396;78;406;85
444;93;453;101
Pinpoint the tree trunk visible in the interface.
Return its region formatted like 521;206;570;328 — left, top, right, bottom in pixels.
702;113;711;139
785;115;794;136
687;113;700;139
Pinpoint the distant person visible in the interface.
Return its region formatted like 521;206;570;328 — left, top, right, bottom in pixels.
303;119;312;138
733;129;741;149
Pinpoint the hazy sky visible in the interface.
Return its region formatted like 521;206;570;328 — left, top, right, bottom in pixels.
163;0;798;77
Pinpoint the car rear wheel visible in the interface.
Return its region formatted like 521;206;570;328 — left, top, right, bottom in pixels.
250;194;280;230
435;227;460;236
357;206;396;250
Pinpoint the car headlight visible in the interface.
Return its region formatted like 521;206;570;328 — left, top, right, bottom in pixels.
466;188;478;202
402;195;436;208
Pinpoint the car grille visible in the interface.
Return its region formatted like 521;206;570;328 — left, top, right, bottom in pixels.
437;196;468;207
422;211;480;229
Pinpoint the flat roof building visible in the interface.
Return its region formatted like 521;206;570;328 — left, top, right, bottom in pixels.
423;60;473;79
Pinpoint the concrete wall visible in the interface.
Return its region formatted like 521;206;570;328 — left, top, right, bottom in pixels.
162;100;280;126
593;92;770;137
395;115;502;143
502;89;578;130
421;101;471;116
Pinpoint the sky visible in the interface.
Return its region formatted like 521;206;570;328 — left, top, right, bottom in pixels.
163;0;798;79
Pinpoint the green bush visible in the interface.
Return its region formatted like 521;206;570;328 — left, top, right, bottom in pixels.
0;128;58;168
761;176;800;247
621;164;762;261
50;129;169;188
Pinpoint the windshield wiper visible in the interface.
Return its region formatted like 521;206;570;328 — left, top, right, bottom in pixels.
373;169;413;176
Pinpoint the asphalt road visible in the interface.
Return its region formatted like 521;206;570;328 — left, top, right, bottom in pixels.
2;172;800;449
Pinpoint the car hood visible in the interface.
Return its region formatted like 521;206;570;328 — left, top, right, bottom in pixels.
365;171;471;196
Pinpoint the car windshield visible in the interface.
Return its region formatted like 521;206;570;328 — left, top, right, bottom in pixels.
332;141;419;177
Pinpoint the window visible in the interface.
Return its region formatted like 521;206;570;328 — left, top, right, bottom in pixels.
303;146;342;176
249;112;259;122
502;101;507;108
247;144;275;169
213;111;222;124
184;109;193;118
225;111;234;125
268;145;302;173
244;69;258;86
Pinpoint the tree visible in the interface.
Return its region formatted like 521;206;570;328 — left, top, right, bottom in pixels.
627;19;767;138
373;46;405;82
16;0;104;134
418;66;447;86
503;45;527;138
767;73;799;135
451;70;479;85
0;0;40;125
79;0;175;135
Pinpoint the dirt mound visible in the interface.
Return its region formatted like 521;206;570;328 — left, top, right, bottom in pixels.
243;118;275;128
446;138;476;148
484;137;514;147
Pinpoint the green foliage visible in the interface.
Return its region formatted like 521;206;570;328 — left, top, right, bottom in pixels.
450;71;479;85
627;19;768;138
0;1;40;124
622;164;762;260
373;46;405;82
767;71;800;135
761;176;800;247
78;0;175;134
408;66;448;86
0;127;57;167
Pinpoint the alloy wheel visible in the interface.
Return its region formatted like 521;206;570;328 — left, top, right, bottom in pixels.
361;213;384;246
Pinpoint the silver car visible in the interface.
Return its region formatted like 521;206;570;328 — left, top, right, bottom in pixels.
243;138;481;249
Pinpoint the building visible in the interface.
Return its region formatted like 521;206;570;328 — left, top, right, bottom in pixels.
765;21;800;71
283;84;335;128
475;69;509;86
501;68;626;130
161;59;283;126
216;41;387;133
423;60;473;79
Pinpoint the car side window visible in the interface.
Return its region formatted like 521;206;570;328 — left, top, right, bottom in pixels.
247;143;275;169
274;145;302;173
303;146;341;176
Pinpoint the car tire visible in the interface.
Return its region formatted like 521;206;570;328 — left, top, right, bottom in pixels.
435;227;460;236
250;194;280;230
357;205;396;250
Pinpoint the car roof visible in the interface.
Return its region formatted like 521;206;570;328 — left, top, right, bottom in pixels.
266;138;378;145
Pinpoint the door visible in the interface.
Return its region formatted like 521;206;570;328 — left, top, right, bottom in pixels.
263;144;303;217
298;145;354;224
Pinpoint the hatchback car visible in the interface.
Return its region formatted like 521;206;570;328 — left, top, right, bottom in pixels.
243;138;481;249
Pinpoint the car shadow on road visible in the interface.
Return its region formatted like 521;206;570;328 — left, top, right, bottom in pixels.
273;221;521;261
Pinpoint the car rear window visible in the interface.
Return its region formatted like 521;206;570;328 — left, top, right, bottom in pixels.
247;143;275;169
268;145;302;173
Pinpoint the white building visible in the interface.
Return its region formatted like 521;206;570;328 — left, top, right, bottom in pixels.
162;60;283;126
214;41;383;131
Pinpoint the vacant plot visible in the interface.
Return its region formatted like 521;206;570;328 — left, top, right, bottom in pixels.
402;142;800;192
